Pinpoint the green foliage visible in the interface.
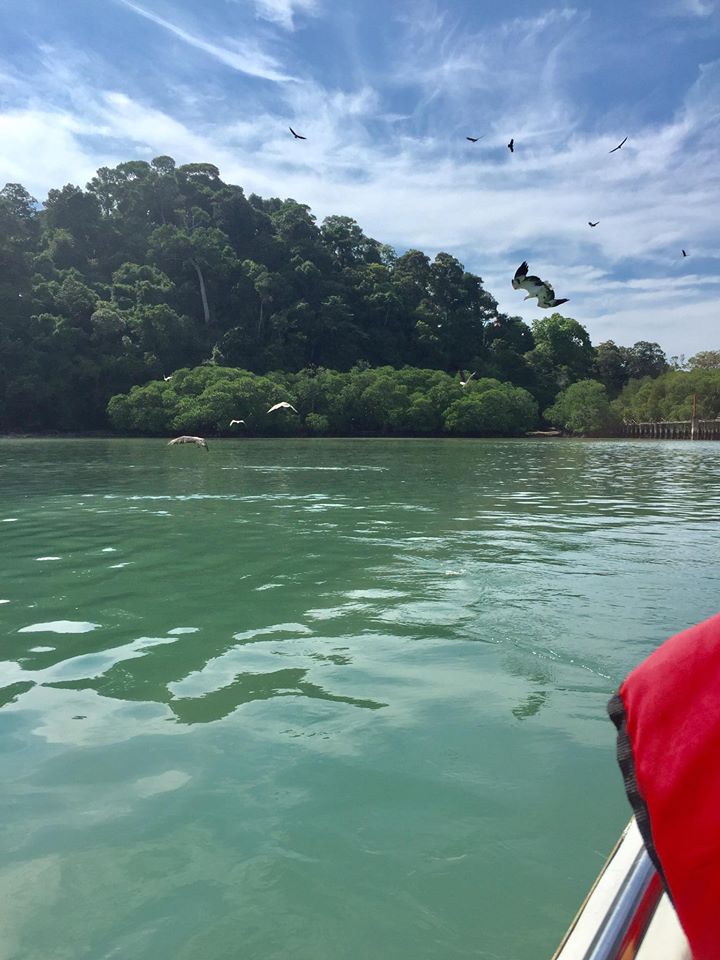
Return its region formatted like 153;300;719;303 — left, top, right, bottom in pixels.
305;412;330;435
107;364;538;437
525;312;596;408
544;380;613;434
612;369;720;422
444;380;538;435
686;350;720;370
0;157;680;435
108;381;179;434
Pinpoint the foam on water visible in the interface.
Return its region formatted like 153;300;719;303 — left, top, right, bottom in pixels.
19;621;101;634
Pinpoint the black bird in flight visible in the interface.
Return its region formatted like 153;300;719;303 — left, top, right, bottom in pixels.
466;136;483;142
682;249;688;257
507;138;514;152
289;127;307;140
588;221;599;227
609;136;628;153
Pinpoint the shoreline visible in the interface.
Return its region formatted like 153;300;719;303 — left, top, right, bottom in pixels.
0;431;642;442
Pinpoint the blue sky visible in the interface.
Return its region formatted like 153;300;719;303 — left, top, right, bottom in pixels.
1;0;718;356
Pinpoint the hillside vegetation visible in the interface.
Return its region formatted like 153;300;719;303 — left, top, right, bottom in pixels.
1;161;715;435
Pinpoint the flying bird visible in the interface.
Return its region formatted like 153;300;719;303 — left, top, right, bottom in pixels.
507;138;514;152
466;136;483;142
162;374;172;381
229;419;246;426
168;436;208;451
459;371;476;387
588;221;599;227
512;261;569;309
609;136;628;153
267;402;298;414
289;127;306;140
682;249;688;257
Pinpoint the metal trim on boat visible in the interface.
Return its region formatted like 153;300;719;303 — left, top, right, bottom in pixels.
552;819;690;960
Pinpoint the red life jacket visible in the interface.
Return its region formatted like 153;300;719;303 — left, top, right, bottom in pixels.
608;611;720;960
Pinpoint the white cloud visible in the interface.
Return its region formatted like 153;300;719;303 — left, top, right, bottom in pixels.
252;0;318;30
115;0;296;82
661;0;716;16
0;110;100;192
1;11;719;357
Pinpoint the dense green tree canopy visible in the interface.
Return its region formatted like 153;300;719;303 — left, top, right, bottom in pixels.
544;380;613;434
0;157;682;435
686;350;720;370
107;364;539;437
612;369;720;423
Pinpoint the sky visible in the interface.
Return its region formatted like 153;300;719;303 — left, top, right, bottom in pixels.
1;0;719;357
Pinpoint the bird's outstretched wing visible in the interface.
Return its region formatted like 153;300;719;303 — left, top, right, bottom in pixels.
609;136;628;153
168;436;207;449
513;261;529;281
513;262;546;293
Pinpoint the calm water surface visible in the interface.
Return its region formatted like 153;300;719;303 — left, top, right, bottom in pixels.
1;438;719;960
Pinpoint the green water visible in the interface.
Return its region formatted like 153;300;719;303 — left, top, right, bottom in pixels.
1;438;719;960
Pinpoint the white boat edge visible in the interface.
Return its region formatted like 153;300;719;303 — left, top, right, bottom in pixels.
551;818;692;959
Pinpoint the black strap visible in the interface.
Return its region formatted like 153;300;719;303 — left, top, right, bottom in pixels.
607;691;671;898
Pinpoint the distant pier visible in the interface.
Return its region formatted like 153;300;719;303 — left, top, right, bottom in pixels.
623;419;720;440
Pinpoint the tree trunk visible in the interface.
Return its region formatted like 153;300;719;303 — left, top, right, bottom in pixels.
189;259;210;325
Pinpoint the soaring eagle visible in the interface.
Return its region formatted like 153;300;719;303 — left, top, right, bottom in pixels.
512;262;569;309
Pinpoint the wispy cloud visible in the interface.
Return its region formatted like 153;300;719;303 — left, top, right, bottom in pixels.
1;4;719;356
251;0;318;30
661;0;716;16
116;0;296;82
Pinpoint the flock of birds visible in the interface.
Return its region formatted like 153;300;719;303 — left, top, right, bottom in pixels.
284;127;689;315
168;402;298;450
165;128;690;451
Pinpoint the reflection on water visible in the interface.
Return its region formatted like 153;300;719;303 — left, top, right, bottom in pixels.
1;438;720;960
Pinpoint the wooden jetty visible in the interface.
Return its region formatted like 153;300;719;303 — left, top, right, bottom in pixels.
623;418;720;440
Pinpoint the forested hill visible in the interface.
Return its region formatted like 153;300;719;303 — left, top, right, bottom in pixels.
1;157;670;433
